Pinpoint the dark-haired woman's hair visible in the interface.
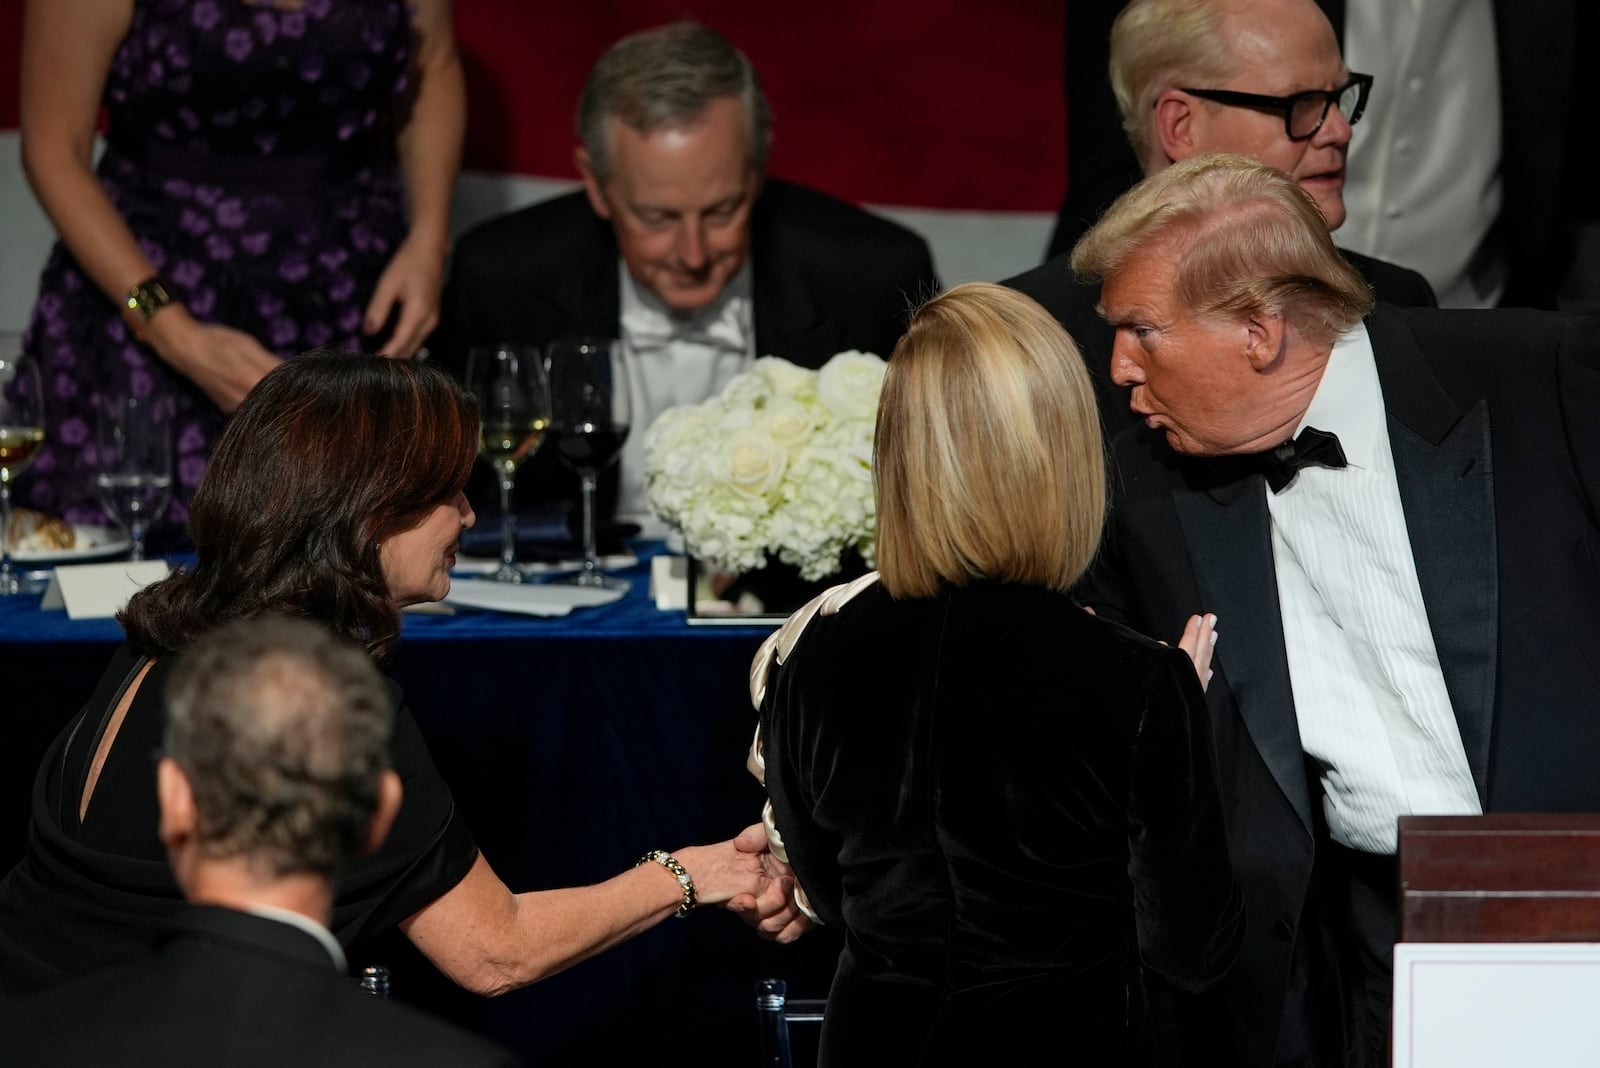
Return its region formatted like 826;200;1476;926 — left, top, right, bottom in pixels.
119;351;478;659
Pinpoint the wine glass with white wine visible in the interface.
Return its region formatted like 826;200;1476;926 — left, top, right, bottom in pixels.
465;343;552;583
0;349;45;595
94;393;173;562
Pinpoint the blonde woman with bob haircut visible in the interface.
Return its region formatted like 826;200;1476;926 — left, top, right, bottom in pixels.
873;283;1105;599
746;282;1244;1066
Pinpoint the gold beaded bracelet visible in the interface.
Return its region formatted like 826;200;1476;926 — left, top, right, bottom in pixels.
636;849;697;918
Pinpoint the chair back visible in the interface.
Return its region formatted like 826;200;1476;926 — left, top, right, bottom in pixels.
755;977;826;1067
356;964;391;997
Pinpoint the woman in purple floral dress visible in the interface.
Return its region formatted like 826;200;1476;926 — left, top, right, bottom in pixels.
18;0;464;528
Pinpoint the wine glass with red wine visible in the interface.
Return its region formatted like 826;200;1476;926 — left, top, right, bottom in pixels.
546;337;634;590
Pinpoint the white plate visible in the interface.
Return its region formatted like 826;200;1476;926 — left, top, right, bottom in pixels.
443;580;626;617
10;524;132;565
451;552;637;577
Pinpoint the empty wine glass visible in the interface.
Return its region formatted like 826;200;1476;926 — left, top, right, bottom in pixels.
0;349;45;595
465;343;552;583
94;393;173;562
547;337;634;591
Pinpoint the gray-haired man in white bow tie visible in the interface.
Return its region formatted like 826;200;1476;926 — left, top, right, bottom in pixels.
430;20;938;534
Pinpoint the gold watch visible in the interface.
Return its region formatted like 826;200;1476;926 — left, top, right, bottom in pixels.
124;276;175;334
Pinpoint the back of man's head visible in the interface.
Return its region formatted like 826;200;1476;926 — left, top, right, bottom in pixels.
163;616;395;880
577;20;772;184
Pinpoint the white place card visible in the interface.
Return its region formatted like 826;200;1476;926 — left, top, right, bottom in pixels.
651;554;689;611
1393;942;1600;1066
39;559;171;620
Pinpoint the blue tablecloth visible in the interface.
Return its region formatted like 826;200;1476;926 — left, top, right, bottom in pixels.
0;545;843;1067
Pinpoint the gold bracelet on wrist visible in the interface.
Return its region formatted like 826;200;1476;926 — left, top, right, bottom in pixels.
124;276;176;339
636;849;697;918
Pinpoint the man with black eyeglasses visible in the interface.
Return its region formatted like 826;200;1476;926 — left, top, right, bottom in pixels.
1006;0;1435;436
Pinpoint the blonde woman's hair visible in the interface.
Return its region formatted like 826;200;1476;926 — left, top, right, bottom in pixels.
874;283;1106;600
1110;0;1235;173
1071;152;1373;348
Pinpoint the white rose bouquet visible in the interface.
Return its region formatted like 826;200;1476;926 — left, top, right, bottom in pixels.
642;351;886;581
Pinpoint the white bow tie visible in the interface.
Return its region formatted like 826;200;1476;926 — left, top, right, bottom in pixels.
622;289;749;358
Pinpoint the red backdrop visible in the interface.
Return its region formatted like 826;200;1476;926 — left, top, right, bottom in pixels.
0;1;1064;213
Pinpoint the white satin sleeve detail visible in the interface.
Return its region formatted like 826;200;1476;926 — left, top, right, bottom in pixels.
745;571;881;926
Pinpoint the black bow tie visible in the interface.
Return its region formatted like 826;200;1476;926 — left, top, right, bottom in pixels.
1257;426;1347;492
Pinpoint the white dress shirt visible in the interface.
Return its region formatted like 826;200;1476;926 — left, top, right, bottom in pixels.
1265;324;1481;854
1338;0;1503;308
616;261;755;536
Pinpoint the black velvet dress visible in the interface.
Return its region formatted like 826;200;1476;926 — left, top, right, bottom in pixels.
754;578;1243;1066
0;644;478;1000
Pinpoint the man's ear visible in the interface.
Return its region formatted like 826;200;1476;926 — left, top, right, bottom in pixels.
1243;310;1288;371
362;770;403;857
1153;89;1200;164
574;146;615;221
156;757;197;851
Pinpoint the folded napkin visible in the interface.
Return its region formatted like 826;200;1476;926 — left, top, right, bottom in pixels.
458;510;640;563
444;581;626;617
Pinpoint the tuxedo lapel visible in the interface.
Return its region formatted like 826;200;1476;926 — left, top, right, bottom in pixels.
1174;472;1314;831
749;189;827;362
1369;309;1498;802
567;229;624;342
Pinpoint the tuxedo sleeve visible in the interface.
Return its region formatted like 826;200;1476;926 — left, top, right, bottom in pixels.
1127;646;1244;991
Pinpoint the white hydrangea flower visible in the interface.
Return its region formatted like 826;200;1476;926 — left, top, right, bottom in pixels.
641;351;885;579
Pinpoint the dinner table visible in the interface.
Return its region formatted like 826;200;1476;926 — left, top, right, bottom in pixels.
0;541;843;1067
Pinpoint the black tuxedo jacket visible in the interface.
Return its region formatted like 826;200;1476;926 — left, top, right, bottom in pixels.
0;905;520;1067
430;180;938;524
1078;304;1600;1066
1003;249;1437;437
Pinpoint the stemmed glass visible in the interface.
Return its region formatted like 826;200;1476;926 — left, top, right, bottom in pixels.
94;393;173;562
465;343;552;583
0;349;45;595
546;337;634;590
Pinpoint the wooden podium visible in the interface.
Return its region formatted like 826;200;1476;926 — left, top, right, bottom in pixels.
1399;813;1600;942
1394;814;1600;1067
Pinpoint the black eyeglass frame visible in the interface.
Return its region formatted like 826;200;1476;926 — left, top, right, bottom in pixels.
1174;72;1373;141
